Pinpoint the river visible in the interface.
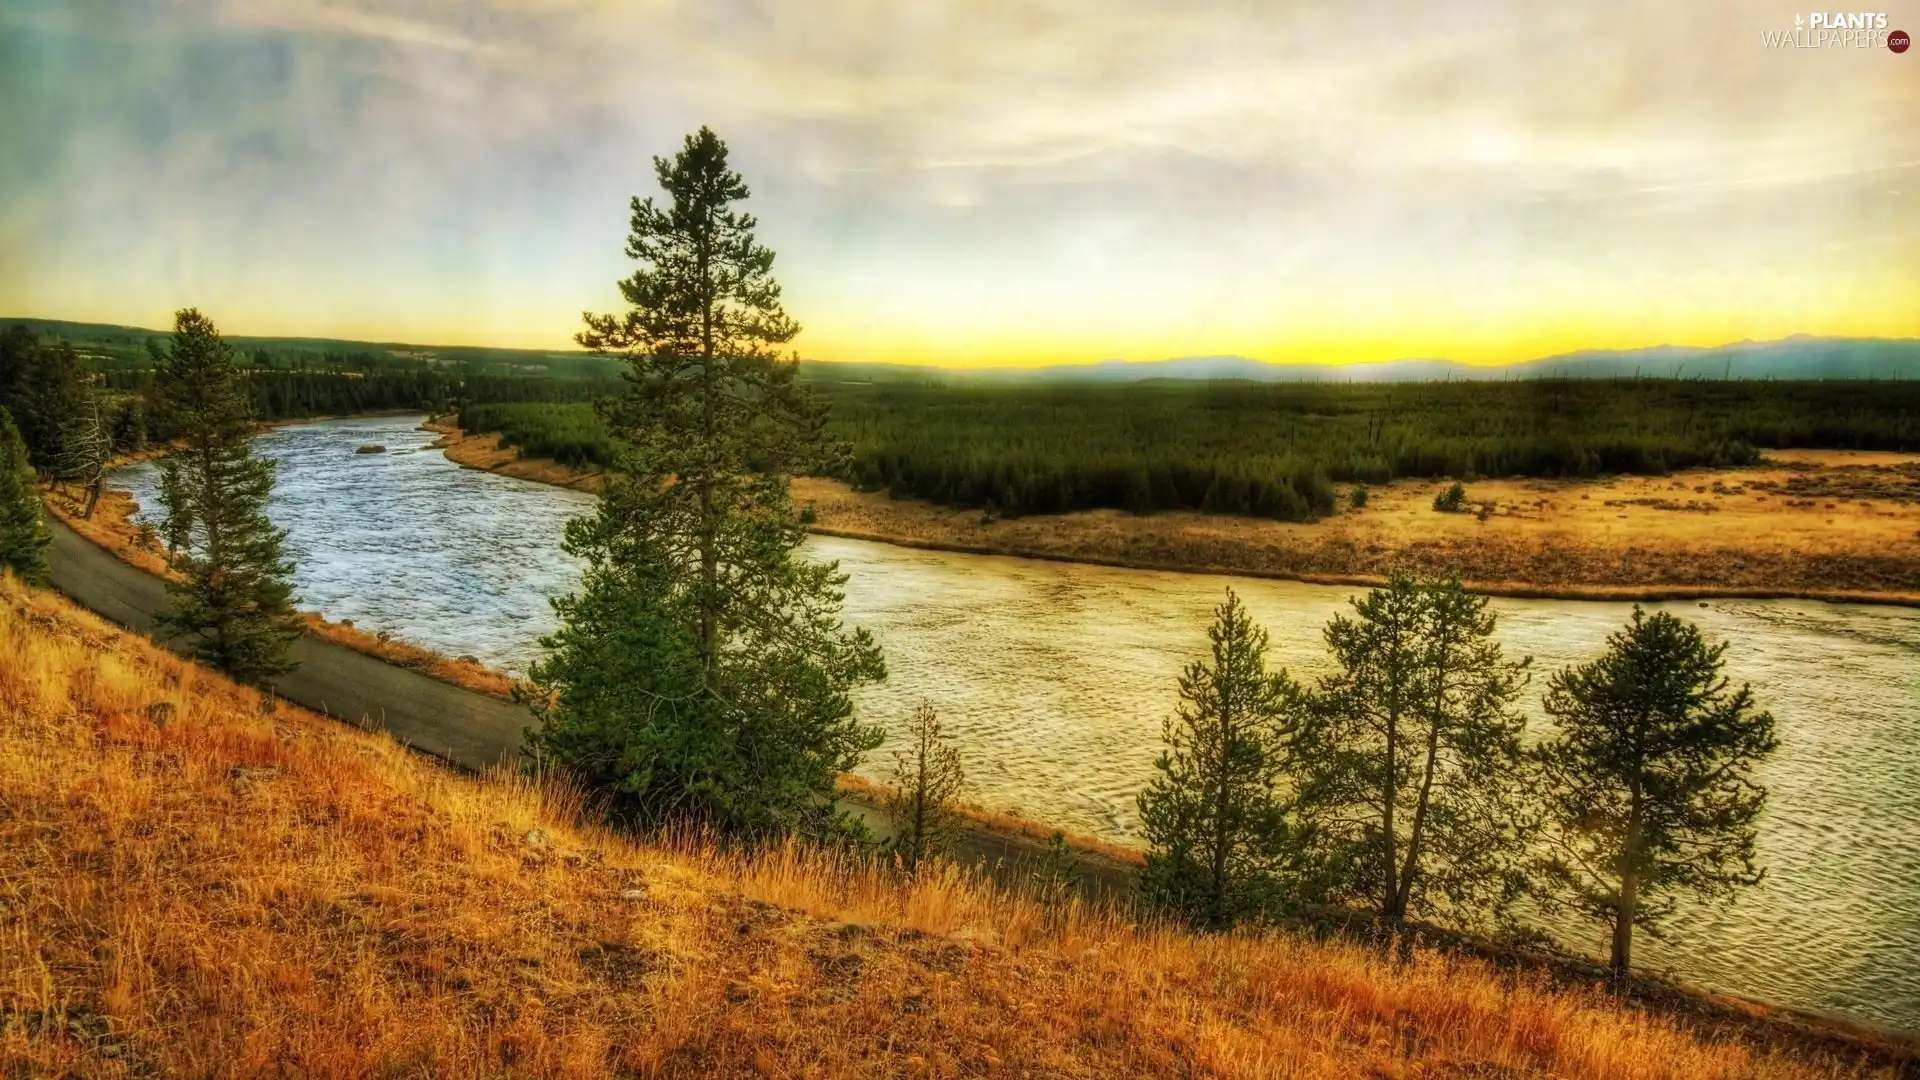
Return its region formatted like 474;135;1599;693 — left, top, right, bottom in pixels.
110;414;1920;1034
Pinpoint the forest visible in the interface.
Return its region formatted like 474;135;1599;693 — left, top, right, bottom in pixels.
0;323;620;503
460;377;1920;521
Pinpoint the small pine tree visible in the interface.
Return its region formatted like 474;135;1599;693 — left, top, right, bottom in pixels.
152;309;302;685
0;406;50;584
1138;588;1305;930
1432;481;1468;513
883;701;966;871
1295;571;1532;926
1533;608;1777;977
1348;485;1369;510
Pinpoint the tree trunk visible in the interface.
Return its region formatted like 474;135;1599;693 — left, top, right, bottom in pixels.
910;735;928;870
1393;723;1441;917
1382;699;1400;921
1394;643;1451;917
1209;674;1234;929
1611;870;1637;976
696;223;718;678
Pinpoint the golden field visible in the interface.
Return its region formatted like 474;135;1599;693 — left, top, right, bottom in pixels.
1;573;1902;1078
430;421;1920;606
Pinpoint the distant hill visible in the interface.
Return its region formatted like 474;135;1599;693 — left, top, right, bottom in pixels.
7;316;1916;383
1;317;626;380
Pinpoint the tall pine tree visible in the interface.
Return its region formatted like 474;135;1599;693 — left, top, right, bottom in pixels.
0;406;51;584
530;127;884;841
1138;589;1306;930
152;309;302;685
1533;608;1776;976
1295;571;1532;926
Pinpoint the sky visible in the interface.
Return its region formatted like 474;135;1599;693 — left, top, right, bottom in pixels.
0;0;1916;368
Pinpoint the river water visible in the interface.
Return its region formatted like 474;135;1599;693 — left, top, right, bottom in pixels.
111;414;1920;1034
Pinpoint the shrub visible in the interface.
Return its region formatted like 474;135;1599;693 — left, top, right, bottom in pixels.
1433;481;1468;513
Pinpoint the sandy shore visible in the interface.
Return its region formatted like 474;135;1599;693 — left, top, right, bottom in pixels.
428;419;1920;607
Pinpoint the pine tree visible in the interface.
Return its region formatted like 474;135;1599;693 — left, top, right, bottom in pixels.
0;328;88;475
1533;608;1777;977
1296;571;1532;926
531;127;885;841
883;701;966;871
152;309;302;685
0;406;50;584
1137;589;1305;930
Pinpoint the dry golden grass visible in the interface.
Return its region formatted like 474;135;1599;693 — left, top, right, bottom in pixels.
836;774;1145;869
41;488;174;580
300;614;520;701
793;459;1920;605
0;574;1887;1079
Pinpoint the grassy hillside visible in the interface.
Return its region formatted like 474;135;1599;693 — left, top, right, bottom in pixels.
0;574;1886;1078
461;378;1920;522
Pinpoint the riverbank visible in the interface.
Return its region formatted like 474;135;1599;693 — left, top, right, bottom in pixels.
39;484;519;701
50;422;1920;1056
3;576;1908;1077
37;477;1144;895
429;419;1920;607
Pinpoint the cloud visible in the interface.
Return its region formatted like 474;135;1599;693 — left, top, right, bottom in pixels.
1;0;1915;360
214;0;494;53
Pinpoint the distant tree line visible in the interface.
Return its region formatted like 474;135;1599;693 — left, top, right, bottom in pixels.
827;379;1919;520
0;322;616;469
455;375;1920;523
97;367;617;434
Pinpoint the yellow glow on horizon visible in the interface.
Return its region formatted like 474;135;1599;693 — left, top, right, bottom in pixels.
6;1;1916;370
52;247;1902;370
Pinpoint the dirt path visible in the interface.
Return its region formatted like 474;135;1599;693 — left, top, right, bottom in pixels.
46;517;531;772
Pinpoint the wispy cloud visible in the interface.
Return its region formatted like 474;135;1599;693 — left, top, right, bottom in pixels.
1;0;1914;362
214;0;495;53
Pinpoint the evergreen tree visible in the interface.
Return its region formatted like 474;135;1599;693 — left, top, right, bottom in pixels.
1533;608;1777;976
531;127;885;841
0;328;88;474
882;701;966;871
0;406;50;584
1138;589;1305;930
152;309;302;685
1295;571;1532;926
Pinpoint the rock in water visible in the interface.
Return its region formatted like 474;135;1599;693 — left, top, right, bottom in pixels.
355;444;387;454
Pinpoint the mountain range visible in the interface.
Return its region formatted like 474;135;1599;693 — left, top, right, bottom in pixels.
8;317;1918;383
815;336;1920;383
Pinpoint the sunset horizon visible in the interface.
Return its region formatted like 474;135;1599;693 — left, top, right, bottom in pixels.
4;2;1915;368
